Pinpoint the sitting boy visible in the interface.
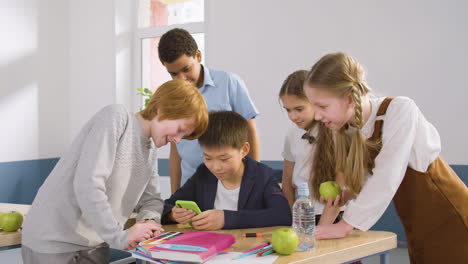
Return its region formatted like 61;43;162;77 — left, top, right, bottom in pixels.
161;111;291;230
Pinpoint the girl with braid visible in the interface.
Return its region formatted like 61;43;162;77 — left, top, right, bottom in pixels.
303;52;468;263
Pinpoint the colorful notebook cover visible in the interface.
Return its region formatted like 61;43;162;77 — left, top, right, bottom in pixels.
149;231;236;263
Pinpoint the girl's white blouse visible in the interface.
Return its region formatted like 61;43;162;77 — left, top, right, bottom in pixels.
343;96;441;231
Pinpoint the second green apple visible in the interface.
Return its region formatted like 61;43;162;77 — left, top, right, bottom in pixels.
319;181;342;201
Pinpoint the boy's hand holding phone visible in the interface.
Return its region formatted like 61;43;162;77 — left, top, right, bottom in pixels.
170;206;197;224
171;200;203;225
191;209;225;230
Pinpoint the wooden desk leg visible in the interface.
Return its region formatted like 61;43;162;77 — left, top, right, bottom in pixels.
380;251;390;264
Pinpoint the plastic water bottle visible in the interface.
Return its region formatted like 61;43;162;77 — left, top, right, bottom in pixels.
292;182;315;251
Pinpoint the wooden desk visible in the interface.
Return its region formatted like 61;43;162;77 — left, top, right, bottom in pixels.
0;203;137;248
161;225;397;264
0;203;31;248
1;204;397;263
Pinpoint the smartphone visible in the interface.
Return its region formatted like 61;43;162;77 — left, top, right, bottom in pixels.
175;200;202;214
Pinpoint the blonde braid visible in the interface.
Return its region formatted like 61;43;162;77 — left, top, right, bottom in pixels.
344;85;366;193
351;86;364;128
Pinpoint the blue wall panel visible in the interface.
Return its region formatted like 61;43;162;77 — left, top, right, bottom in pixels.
0;158;59;204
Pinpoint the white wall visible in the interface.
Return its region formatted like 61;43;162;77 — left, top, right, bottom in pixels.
206;0;468;164
0;0;69;162
1;0;467;165
0;0;136;163
68;0;136;141
68;0;117;139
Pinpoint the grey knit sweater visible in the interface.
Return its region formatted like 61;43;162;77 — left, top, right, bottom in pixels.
22;105;163;253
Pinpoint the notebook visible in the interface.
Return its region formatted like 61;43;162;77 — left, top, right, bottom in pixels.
137;231;184;254
133;232;185;263
149;231;236;263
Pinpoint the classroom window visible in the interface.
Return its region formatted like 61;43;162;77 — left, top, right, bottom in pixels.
138;0;204;28
136;0;205;102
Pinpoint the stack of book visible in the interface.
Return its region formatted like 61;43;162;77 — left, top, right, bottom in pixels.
132;231;236;263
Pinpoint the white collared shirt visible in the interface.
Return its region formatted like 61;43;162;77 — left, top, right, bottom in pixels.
282;125;325;214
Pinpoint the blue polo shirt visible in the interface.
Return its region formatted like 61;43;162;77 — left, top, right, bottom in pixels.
176;65;259;185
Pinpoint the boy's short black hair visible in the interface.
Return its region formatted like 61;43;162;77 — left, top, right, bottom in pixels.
158;28;198;63
199;111;249;149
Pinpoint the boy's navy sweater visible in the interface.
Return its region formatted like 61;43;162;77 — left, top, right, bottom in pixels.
162;156;292;228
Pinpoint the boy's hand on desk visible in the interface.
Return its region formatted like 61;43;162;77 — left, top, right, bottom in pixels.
191;210;224;230
171;207;196;224
126;220;165;249
315;220;354;240
144;219;164;236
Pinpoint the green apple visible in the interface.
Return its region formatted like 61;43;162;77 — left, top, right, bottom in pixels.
0;211;23;232
271;227;299;255
319;181;342;201
0;211;5;228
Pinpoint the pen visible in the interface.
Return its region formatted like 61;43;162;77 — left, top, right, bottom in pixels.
156;231;182;242
140;231;174;245
242;232;264;238
233;244;273;259
256;247;273;256
155;231;175;239
242;242;269;253
257;249;275;257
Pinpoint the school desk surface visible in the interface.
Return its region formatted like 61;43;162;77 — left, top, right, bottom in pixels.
1;203;397;264
153;224;397;264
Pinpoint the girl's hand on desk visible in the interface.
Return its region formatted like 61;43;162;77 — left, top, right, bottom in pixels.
171;207;196;224
315;219;354;240
191;210;224;230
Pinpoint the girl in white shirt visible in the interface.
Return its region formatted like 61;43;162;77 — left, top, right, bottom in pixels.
303;52;468;263
279;70;342;225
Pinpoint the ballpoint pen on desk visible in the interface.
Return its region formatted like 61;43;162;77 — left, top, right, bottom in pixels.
139;231;183;246
154;231;182;242
243;242;269;253
256;247;273;256
233;244;273;260
257;249;275;257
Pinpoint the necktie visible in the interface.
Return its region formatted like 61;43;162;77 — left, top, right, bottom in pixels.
301;133;315;144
